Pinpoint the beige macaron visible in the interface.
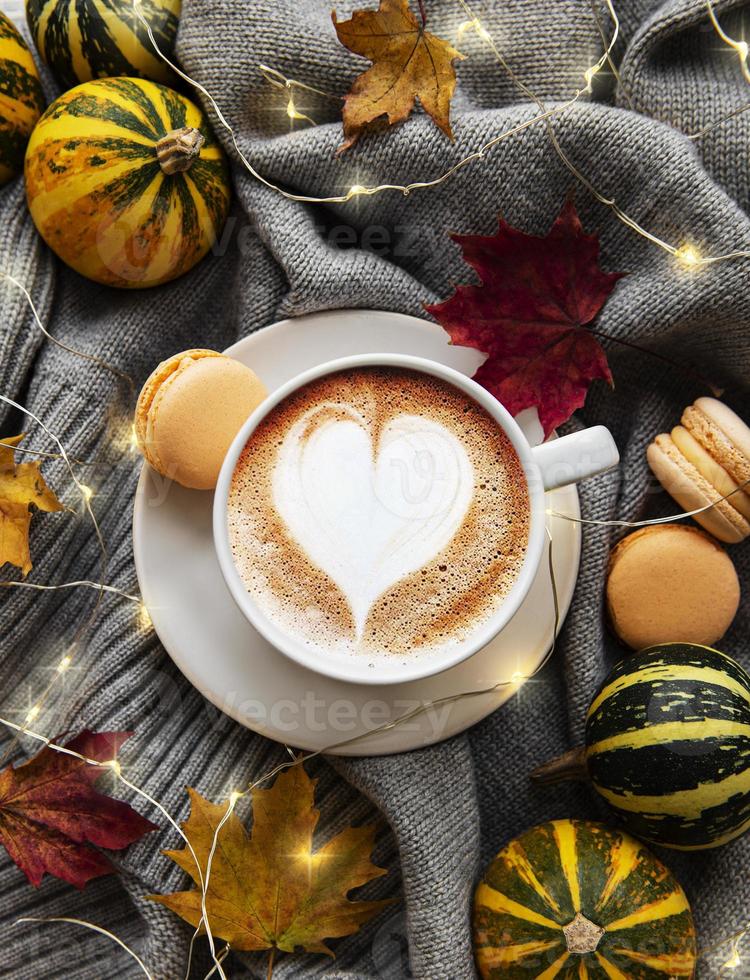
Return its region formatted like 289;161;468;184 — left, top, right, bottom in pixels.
606;524;740;650
647;397;750;544
135;349;267;490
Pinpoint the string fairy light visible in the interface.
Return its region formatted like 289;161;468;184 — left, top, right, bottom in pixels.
0;394;132;768
131;0;616;205
0;579;141;602
1;3;749;972
706;0;750;84
2;471;749;973
0;272;135;393
16;917;154;979
132;0;750;267
258;63;342;127
549;476;750;528
0;713;231;980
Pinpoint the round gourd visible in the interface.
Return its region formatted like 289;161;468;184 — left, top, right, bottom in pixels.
473;820;696;978
26;0;180;90
0;11;44;185
25;77;230;288
584;643;750;850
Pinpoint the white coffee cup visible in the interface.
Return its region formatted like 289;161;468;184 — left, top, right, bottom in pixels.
214;353;619;685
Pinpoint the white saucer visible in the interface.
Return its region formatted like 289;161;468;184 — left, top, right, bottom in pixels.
132;310;581;755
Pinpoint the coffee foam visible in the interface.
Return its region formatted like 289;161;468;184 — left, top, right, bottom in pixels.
228;367;530;660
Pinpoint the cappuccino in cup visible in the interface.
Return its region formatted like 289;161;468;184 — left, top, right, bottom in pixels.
227;365;530;661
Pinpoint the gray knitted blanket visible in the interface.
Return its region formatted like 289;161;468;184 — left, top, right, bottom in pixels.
1;0;749;977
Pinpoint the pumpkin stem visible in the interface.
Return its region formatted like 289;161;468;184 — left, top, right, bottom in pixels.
156;127;205;175
531;746;588;785
563;913;605;954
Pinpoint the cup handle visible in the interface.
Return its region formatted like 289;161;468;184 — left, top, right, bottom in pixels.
530;426;620;492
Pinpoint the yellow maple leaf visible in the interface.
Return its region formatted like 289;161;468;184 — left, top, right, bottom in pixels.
0;435;63;576
332;0;464;152
149;765;394;963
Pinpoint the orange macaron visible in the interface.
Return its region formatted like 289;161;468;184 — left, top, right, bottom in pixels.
135;349;267;490
606;524;740;649
647;397;750;543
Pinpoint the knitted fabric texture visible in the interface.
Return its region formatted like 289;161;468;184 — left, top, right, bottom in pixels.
0;0;749;977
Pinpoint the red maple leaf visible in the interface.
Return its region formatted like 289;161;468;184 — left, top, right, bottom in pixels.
426;200;624;438
0;730;157;888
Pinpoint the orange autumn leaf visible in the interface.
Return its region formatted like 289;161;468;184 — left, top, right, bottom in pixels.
0;434;63;576
332;0;464;152
149;765;394;956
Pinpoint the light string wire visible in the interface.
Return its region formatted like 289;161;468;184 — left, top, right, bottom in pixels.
0;272;135;394
258;64;342;126
454;0;750;267
16;916;154;979
2;395;748;976
0;282;228;971
136;0;750;267
1;1;748;971
0;580;141;601
0;527;563;979
0;714;230;980
131;0;614;203
0;394;112;767
707;0;750;84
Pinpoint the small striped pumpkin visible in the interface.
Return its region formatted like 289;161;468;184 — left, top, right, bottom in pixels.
0;11;44;185
585;643;750;850
25;77;230;288
26;0;180;90
473;819;696;978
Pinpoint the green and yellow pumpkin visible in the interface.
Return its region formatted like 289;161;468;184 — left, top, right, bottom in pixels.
0;11;44;185
25;76;230;288
584;643;750;850
473;819;697;978
26;0;180;90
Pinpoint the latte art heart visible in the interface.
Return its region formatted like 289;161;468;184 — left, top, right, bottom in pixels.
227;366;530;661
272;405;474;637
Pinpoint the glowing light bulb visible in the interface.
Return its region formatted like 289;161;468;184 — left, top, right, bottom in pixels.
286;98;302;120
129;424;139;453
56;655;72;674
457;19;476;37
675;244;701;267
138;603;152;630
737;40;749;61
584;65;599;91
25;704;41;724
723;949;741;970
80;484;94;504
228;790;243;805
107;759;121;776
347;184;367;198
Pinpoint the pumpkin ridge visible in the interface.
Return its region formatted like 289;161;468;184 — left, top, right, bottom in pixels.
75;0;140;81
25;76;230;287
473;820;696;978
159;83;189;131
27;0;180;89
581;644;750;849
49;90;161;142
186;162;231;235
0;12;44;183
99;77;168;136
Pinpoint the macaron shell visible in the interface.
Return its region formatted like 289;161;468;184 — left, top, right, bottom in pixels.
694;397;750;460
606;524;740;649
135;349;223;463
683;404;750;486
147;357;267;490
647;435;749;544
671;425;750;521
